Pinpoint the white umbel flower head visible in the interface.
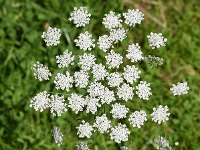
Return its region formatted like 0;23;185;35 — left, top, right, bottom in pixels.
100;87;116;104
87;82;105;98
123;9;144;27
117;83;134;101
110;123;130;143
107;72;123;87
106;50;123;69
170;82;189;96
109;28;127;43
123;65;141;84
69;7;91;27
128;110;147;128
77;120;94;138
92;63;108;81
97;35;113;52
151;105;170;124
121;146;129;150
76;141;90;150
136;81;152;100
54;72;73;91
79;53;96;71
56;50;74;68
102;11;122;30
93;114;111;133
154;136;172;150
52;126;63;146
85;96;101;114
110;103;129;119
74;70;89;88
147;32;167;49
30;91;50;112
50;95;67;116
126;43;143;62
32;61;52;81
68;93;86;114
74;31;95;51
41;26;61;46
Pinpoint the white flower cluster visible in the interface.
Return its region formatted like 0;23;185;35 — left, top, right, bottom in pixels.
126;43;143;62
105;50;123;68
170;82;189;96
30;91;50;112
136;81;152;100
154;136;172;150
76;141;90;150
117;83;134;101
52;126;63;146
69;7;91;27
74;31;95;51
110;103;129;119
147;32;167;49
110;123;130;143
145;55;164;67
128;110;147;128
56;50;74;68
123;9;144;27
77;120;94;138
54;72;73;91
31;6;190;148
151;105;170;124
41;26;61;46
93;114;111;133
32;61;52;81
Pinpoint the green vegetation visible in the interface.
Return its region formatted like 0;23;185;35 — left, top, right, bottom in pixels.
0;0;199;149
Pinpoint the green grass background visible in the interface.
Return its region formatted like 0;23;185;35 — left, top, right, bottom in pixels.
0;0;200;149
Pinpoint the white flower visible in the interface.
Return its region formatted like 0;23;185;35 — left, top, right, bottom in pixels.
92;63;108;81
120;146;129;150
102;11;122;30
41;26;61;46
74;70;89;88
76;141;90;150
74;31;95;51
123;65;141;84
147;32;167;49
110;123;130;143
136;81;152;100
79;53;96;70
30;91;50;112
56;50;74;68
52;126;63;146
97;35;113;52
126;43;143;62
100;87;116;104
144;55;164;67
77;120;94;138
154;136;172;150
128;110;147;128
68;93;86;114
117;83;134;101
170;82;189;96
32;61;52;81
107;72;123;87
93;114;111;133
50;94;67;116
123;9;144;27
87;82;105;98
110;103;129;119
54;72;73;91
109;28;127;43
106;50;123;68
69;7;91;27
85;96;101;114
151;105;170;124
